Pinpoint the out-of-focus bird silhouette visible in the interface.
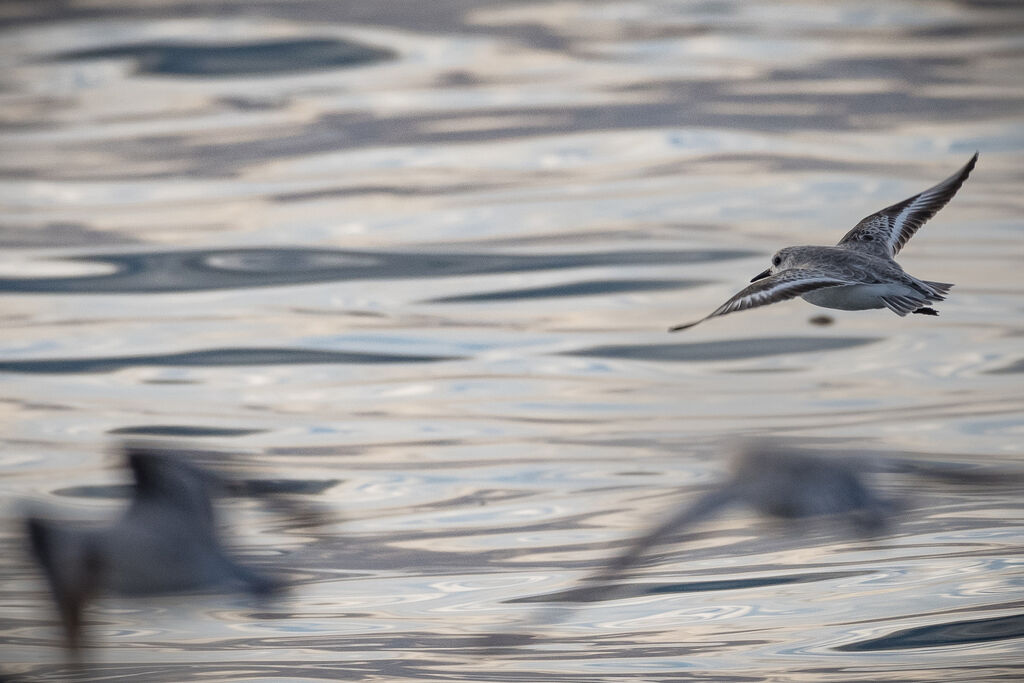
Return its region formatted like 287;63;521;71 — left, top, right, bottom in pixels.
476;441;1022;650
23;442;321;650
559;443;897;605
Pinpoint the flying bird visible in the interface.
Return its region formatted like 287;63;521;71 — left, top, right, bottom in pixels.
25;443;284;650
474;441;1022;650
564;443;895;604
670;153;977;331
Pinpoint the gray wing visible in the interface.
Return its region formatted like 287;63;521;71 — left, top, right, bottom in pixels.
837;153;977;258
669;269;854;331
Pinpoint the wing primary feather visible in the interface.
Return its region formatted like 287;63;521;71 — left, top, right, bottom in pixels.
668;270;851;331
839;153;977;257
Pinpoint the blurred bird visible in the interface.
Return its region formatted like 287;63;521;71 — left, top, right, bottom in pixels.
670;153;977;331
559;441;1024;608
25;443;284;650
475;442;1023;651
568;443;896;603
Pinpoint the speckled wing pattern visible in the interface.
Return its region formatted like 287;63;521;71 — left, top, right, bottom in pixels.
669;269;854;331
837;153;977;259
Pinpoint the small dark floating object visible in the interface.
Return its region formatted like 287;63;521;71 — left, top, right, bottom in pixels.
49;38;396;77
808;314;834;326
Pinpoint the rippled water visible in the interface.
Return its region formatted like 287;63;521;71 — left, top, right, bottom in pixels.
1;0;1023;680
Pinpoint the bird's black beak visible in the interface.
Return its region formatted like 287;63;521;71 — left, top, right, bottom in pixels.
750;268;771;283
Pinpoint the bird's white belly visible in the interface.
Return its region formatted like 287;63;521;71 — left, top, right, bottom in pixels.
801;284;903;311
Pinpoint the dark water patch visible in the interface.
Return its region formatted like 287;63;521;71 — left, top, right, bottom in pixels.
837;613;1024;651
425;278;708;303
0;247;755;294
236;478;340;496
52;484;135;499
0;222;136;248
986;358;1024;374
510;570;868;603
771;55;971;84
217;96;288;111
567;336;881;362
678;153;918;177
15;662;389;683
0;347;460;374
143;88;1023;176
263;1;573;52
266;439;462;459
108;425;265;437
7;0;570;53
48;38;396;77
170;630;733;664
12;634;752;682
910;20;1024;39
273;182;506;202
142;378;200;385
725;367;803;374
879;457;1024;485
53;478;338;499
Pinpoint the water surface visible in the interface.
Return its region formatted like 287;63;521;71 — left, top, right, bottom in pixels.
1;0;1023;681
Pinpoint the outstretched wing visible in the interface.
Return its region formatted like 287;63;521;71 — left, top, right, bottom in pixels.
838;153;977;258
669;269;853;331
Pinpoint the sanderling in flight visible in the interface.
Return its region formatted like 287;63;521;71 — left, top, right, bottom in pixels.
670;153;977;331
25;442;282;650
564;443;894;604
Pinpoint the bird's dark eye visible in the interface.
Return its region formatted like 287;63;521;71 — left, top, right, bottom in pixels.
772;256;781;267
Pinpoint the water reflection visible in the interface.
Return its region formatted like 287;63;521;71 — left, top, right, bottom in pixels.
49;38;396;77
1;0;1022;679
514;569;870;603
425;278;707;304
0;247;753;294
0;347;460;374
838;613;1024;652
107;425;266;438
568;336;880;362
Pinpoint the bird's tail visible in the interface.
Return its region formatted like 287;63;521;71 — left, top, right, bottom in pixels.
922;280;953;299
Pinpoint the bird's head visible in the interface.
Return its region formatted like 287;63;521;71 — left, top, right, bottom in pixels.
751;247;798;282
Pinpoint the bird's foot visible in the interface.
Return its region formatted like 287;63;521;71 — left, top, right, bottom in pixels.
912;307;939;316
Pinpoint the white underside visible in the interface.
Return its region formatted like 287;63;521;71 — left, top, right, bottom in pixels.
801;284;921;311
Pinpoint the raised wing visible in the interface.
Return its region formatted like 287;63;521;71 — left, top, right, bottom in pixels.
838;153;977;258
669;269;853;331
